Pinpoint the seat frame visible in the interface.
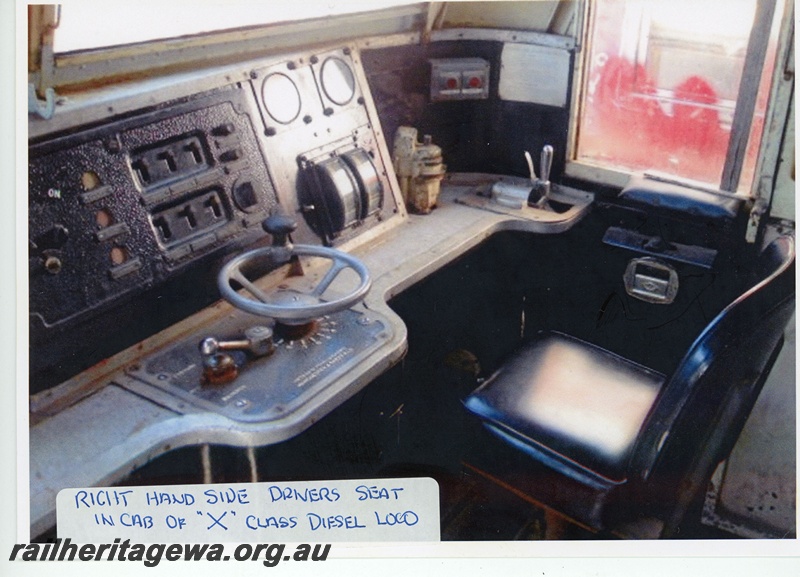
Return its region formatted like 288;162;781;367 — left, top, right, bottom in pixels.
465;234;795;536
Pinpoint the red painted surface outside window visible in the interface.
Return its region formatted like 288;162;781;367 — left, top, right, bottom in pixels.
577;0;778;191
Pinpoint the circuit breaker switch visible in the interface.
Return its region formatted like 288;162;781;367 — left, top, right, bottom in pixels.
429;58;490;101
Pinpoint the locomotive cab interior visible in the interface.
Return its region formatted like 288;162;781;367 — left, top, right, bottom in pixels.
22;0;797;542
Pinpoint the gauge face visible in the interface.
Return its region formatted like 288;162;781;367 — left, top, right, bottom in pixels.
320;57;356;106
261;73;302;124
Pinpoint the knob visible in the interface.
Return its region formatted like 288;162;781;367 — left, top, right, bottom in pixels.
219;149;241;162
212;123;236;136
35;224;69;251
44;255;62;275
262;212;297;248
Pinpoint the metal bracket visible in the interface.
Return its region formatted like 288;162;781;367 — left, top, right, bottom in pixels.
623;257;679;305
745;196;768;244
28;83;56;120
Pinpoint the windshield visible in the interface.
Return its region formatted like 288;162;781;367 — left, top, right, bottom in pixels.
54;0;418;53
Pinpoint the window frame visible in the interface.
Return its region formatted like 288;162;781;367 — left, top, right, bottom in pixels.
564;0;793;202
28;2;428;95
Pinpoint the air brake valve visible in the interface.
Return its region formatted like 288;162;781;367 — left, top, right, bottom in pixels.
392;127;446;214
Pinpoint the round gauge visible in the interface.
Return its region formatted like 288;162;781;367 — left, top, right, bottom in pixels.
261;73;302;124
341;149;383;218
320;57;356;106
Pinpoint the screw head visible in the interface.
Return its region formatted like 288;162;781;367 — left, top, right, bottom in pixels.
105;138;121;153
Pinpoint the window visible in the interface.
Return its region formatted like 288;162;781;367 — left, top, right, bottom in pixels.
571;0;783;193
54;1;417;53
31;1;424;96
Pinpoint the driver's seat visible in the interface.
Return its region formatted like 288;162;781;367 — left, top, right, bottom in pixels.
464;234;795;537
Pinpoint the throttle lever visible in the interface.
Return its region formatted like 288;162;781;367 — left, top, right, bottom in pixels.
540;144;553;186
529;144;554;209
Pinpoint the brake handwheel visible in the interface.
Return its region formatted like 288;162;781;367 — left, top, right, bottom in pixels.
218;244;372;324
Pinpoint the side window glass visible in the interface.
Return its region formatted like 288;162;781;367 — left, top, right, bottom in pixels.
576;0;781;191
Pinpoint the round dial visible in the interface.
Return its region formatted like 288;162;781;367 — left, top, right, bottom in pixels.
261;73;302;124
320;57;356;106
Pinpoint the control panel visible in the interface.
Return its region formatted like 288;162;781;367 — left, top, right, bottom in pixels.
29;85;277;332
28;45;402;388
251;47;399;246
128;306;392;423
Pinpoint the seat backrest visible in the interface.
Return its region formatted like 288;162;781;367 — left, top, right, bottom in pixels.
629;235;795;490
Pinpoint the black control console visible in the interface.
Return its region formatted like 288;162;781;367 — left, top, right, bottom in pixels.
28;47;401;395
29;84;278;334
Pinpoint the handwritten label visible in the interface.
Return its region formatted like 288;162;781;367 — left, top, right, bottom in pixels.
56;478;440;543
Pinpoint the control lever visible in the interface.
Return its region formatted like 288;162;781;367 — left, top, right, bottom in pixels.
261;210;300;272
199;325;275;385
529;144;553;209
540;145;553;188
490;150;540;209
200;325;275;358
524;150;536;182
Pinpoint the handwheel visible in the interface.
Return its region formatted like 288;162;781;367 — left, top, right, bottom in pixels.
218;244;372;324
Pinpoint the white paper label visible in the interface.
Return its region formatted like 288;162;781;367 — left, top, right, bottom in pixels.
56;478;440;543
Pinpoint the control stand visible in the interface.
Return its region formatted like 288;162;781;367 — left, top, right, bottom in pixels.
126;215;392;424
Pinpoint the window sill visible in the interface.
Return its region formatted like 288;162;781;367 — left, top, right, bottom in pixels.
564;161;753;201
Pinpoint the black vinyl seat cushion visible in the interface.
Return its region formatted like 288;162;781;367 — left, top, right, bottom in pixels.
465;332;665;487
464;236;794;534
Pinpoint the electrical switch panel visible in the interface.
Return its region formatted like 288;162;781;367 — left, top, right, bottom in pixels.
429;58;490;101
